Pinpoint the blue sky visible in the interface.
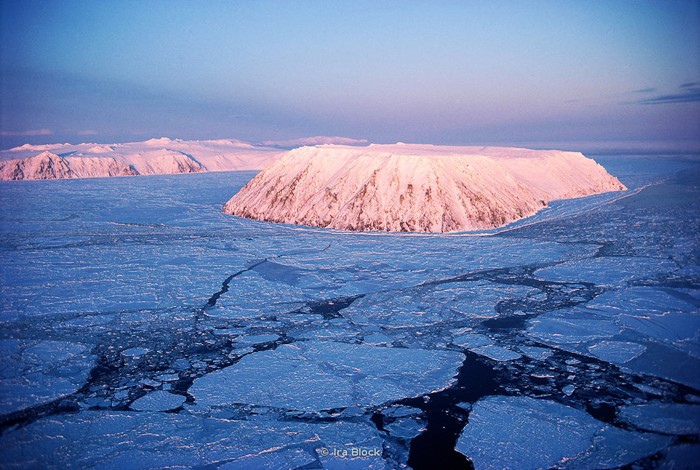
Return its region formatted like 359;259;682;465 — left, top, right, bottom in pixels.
1;0;699;152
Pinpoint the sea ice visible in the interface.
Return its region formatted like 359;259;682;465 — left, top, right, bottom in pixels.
659;444;700;469
234;334;280;345
457;396;600;469
122;347;149;357
617;312;700;351
190;341;464;411
0;157;697;468
470;344;522;362
0;411;388;469
517;345;554;360
457;395;670;469
618;402;700;435
588;340;646;364
527;314;621;345
588;287;697;318
451;333;492;349
564;425;671;469
130;390;184;412
534;257;677;287
343;281;536;330
0;339;94;415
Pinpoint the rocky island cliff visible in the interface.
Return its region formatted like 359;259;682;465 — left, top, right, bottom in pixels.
223;144;626;232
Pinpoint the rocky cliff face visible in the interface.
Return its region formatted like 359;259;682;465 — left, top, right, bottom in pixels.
223;144;627;233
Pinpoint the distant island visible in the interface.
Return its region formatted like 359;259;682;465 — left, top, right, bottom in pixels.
223;144;627;233
0;138;283;180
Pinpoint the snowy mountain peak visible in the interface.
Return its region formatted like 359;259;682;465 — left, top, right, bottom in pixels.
0;151;74;180
143;137;173;146
223;144;627;233
34;150;61;160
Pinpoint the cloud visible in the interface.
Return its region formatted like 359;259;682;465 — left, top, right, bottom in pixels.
638;83;700;105
631;87;656;94
262;136;369;148
76;129;98;135
0;128;53;136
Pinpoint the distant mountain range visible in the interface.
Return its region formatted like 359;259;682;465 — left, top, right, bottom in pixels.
0;138;286;180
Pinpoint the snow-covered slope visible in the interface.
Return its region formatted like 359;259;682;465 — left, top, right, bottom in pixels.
0;151;138;180
223;144;627;232
0;138;282;180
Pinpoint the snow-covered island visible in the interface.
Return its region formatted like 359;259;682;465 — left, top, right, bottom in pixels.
223;143;627;232
0;138;283;180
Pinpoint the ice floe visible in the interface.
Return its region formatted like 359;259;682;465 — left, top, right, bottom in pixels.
0;339;94;415
457;395;670;469
130;390;185;412
191;341;464;411
618;402;700;435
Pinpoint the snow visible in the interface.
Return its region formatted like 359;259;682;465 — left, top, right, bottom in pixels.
262;136;370;148
0;138;283;180
224;144;626;232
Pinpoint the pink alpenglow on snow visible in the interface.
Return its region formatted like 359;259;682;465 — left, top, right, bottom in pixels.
223;144;627;233
0;138;283;180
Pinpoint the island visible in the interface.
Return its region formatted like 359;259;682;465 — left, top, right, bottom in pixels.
223;143;627;232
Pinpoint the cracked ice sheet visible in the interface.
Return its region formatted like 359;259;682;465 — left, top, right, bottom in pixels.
0;411;389;469
618;312;700;355
0;339;95;415
587;287;698;318
528;284;700;388
587;341;646;364
586;287;700;356
0;237;253;322
451;331;522;361
190;341;464;411
534;256;678;287
618;402;700;435
526;305;700;389
206;270;310;318
457;396;670;470
271;232;592;277
234;233;594;300
129;390;184;412
343;282;537;329
527;310;622;346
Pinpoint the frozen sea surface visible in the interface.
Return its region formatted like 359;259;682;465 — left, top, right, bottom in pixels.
0;155;699;468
